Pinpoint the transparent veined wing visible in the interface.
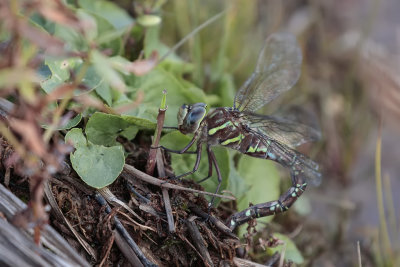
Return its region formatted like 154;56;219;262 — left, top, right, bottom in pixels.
254;132;322;186
243;112;321;148
234;33;302;112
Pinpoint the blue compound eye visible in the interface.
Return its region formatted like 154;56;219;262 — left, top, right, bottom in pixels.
177;103;207;134
187;104;207;125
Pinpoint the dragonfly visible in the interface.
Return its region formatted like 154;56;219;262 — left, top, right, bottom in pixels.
161;32;321;230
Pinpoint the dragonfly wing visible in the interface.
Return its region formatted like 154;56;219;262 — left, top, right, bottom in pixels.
244;112;321;148
234;33;302;112
256;135;322;186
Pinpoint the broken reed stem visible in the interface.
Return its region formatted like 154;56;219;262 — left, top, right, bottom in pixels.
157;149;176;233
145;91;167;175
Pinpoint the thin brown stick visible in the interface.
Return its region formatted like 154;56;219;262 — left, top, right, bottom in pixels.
123;164;235;200
233;257;270;267
98;234;115;267
162;189;175;233
116;210;156;232
185;218;214;267
157;149;175;233
97;187;144;222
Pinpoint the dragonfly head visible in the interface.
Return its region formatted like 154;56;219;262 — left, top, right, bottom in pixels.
177;103;207;134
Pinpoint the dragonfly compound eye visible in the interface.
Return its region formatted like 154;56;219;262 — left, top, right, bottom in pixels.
178;103;207;134
187;105;206;125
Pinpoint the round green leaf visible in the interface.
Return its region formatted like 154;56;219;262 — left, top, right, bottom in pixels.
65;128;125;189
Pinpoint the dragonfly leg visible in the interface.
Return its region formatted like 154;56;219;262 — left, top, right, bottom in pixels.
206;147;222;208
154;134;198;155
197;145;213;183
157;145;197;155
226;171;307;231
171;143;203;180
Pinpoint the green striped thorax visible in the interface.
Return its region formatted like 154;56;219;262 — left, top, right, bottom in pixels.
177;103;207;134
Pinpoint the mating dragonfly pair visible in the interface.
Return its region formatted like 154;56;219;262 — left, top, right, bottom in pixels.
161;33;321;230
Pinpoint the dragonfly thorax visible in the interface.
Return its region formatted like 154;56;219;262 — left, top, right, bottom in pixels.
177;103;207;134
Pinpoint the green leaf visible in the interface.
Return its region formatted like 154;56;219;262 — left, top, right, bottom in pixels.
40;57;103;95
268;233;304;264
76;9;97;42
42;114;82;130
65;128;87;148
160;131;230;205
225;151;249;201
91;50;125;91
236;155;281;236
54;24;87;51
30;13;55;34
121;114;156;129
83;10;123;55
85;112;139;146
43;57;82;86
65;128;125;189
78;0;134;30
95;80;112;106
